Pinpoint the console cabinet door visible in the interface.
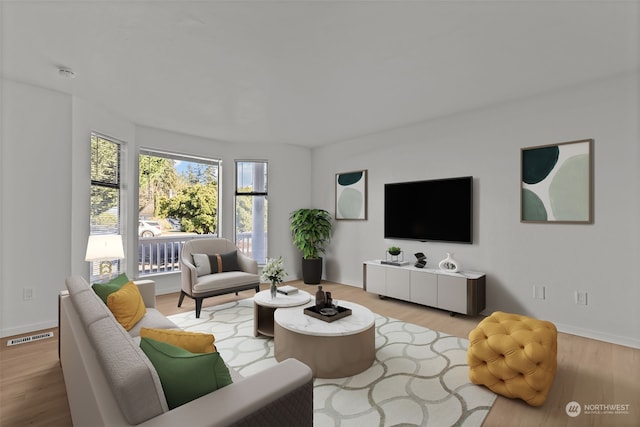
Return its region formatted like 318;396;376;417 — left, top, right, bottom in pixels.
386;267;411;301
410;271;438;307
365;263;387;295
437;275;468;314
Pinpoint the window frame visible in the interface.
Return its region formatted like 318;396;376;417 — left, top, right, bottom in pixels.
235;160;268;265
89;132;125;281
137;148;221;276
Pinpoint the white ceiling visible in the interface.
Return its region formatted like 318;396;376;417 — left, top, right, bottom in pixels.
2;1;638;147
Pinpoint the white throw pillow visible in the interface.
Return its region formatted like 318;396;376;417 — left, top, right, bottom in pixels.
192;253;212;276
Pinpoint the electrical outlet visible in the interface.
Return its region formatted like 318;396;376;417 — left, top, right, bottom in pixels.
575;290;588;306
533;285;546;300
23;288;34;301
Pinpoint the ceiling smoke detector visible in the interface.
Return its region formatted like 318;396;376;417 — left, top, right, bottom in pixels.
58;67;76;79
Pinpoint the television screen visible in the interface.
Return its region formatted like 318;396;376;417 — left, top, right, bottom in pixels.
384;176;473;243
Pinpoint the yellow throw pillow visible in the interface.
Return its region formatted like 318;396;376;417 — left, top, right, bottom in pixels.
140;328;216;353
107;282;147;331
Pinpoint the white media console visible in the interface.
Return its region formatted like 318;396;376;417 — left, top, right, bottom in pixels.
363;260;486;316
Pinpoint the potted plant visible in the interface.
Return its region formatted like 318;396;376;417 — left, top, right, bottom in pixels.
388;246;402;256
289;208;333;284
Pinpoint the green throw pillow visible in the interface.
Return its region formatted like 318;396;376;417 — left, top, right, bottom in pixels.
140;337;233;409
92;273;130;304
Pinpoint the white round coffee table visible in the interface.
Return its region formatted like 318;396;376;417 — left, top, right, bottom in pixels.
253;288;311;337
273;301;375;378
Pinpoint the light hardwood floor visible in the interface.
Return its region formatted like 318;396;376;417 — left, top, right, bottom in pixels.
1;280;638;426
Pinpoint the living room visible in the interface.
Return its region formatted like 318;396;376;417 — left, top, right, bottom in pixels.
1;1;639;426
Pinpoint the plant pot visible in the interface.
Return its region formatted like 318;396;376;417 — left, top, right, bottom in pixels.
302;257;323;284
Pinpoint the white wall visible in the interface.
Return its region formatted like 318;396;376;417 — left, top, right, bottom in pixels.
0;78;312;337
312;72;640;348
1;80;72;336
0;79;138;337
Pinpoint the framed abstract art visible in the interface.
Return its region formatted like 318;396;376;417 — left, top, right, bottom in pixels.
335;170;367;220
521;139;593;224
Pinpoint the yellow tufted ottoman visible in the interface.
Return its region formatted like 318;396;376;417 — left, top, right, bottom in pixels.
467;311;557;406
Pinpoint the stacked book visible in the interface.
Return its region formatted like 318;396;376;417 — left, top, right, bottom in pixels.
277;285;299;295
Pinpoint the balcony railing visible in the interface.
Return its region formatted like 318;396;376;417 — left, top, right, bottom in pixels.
137;232;259;276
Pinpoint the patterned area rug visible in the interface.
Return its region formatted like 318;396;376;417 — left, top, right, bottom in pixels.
168;299;496;426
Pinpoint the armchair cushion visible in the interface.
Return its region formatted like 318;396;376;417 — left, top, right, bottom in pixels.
141;327;217;353
107;282;147;331
92;273;130;304
192;250;241;276
140;337;233;410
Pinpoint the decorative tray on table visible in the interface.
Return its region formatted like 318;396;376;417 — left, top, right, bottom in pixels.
304;305;352;323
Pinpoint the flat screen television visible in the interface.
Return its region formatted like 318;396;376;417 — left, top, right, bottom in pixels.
384;176;473;243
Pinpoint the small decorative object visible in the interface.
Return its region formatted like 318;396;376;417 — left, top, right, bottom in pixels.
315;285;326;308
261;256;288;299
381;246;409;266
320;307;338;316
276;285;299;295
304;304;352;322
414;252;427;269
388;246;401;256
438;252;460;273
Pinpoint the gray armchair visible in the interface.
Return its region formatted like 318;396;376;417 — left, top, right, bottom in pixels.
179;238;261;317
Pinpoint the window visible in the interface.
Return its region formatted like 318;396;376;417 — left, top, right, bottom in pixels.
89;133;123;281
235;161;268;265
138;149;220;275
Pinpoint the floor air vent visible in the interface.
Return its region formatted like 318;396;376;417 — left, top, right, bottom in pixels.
7;331;54;346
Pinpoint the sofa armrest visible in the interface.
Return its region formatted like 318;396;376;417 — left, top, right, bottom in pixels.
137;358;313;427
134;280;156;308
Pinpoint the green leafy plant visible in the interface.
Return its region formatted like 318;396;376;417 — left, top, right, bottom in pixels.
289;209;333;259
388;246;402;256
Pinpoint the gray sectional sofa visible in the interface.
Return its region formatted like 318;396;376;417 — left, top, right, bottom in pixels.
59;275;313;426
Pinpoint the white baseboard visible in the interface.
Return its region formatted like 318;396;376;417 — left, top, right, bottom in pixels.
550;322;639;350
334;277;640;350
1;320;58;339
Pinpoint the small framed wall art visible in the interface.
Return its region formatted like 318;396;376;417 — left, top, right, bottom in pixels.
335;170;368;220
521;139;593;223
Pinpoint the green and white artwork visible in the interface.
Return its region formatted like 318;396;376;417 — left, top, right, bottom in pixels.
335;170;367;220
521;139;593;223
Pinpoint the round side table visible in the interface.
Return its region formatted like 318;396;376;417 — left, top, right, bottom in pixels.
253;288;311;337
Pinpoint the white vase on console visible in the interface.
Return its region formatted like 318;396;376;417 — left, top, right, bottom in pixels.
438;252;460;273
